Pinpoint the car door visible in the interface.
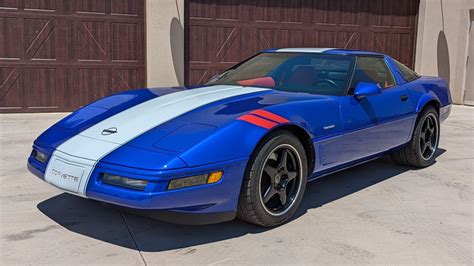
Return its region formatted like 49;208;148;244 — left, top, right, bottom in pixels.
337;56;415;163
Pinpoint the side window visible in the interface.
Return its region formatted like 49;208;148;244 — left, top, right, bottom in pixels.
394;59;419;82
349;57;396;93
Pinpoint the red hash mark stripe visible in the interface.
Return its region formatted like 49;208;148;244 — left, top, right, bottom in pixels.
238;114;278;129
250;109;289;124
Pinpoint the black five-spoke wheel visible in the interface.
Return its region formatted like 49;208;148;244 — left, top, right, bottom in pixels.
259;144;302;216
419;113;438;160
390;105;440;168
237;131;308;227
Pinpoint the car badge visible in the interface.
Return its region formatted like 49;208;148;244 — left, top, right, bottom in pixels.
102;127;118;135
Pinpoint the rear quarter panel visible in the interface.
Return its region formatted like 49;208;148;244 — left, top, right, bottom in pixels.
404;76;452;113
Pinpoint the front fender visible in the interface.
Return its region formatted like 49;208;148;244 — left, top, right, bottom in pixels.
178;120;271;167
179;97;340;168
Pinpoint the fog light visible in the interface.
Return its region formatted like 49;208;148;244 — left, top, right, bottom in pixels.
102;174;148;191
33;150;48;163
167;171;223;190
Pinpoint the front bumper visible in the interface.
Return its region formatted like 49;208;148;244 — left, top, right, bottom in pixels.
28;150;248;223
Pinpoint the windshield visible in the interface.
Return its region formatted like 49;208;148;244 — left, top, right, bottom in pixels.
206;53;356;96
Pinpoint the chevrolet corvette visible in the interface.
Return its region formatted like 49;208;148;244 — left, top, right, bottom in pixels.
28;48;452;226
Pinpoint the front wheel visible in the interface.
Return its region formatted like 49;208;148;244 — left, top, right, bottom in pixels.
391;106;440;168
237;132;308;227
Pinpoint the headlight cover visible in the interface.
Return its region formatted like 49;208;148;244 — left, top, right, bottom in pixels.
167;171;223;190
101;173;148;191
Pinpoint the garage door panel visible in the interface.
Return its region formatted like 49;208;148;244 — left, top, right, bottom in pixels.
24;18;59;60
76;0;106;15
189;68;209;85
314;0;338;25
78;68;109;105
390;33;414;68
339;0;364;26
371;31;414;66
0;66;15;84
0;17;20;59
215;27;241;63
312;30;336;48
280;0;305;24
76;20;108;61
0;0;19;9
254;0;280;22
337;31;362;49
372;32;390;53
111;22;139;62
31;31;57;60
24;0;61;12
110;0;143;17
0;66;21;110
255;28;278;49
280;29;304;47
0;74;21;110
112;68;141;93
391;0;418;28
215;0;240;20
189;25;212;63
26;68;60;110
255;27;306;49
76;33;102;61
369;1;394;27
189;0;214;19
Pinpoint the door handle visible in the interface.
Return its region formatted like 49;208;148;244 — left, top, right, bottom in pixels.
400;94;409;101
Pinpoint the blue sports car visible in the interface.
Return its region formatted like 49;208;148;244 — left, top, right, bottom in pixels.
28;48;452;226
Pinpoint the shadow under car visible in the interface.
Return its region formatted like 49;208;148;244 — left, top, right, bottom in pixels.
37;149;445;252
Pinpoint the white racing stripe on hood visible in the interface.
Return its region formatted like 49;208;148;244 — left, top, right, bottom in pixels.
61;85;269;154
45;85;269;196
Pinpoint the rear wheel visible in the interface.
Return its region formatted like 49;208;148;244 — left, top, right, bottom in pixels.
391;106;440;168
237;132;307;227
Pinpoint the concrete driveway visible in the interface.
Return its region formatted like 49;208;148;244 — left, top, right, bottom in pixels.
1;106;472;265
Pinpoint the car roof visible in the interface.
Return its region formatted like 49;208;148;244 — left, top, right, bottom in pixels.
262;48;385;56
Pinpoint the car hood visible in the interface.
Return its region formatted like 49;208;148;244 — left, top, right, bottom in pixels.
37;85;334;170
55;85;271;144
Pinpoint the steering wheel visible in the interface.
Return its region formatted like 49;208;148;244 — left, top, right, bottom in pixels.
315;78;338;88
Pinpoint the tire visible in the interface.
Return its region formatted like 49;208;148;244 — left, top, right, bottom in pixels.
391;106;440;168
237;131;308;227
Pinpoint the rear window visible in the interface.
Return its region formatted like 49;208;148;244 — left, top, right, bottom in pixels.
394;60;419;82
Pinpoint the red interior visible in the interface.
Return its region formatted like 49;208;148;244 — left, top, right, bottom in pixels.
237;77;276;87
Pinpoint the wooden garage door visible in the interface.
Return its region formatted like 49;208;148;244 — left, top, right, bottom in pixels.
186;0;419;85
0;0;145;113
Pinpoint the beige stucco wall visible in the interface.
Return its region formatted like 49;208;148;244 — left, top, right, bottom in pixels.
415;0;474;104
146;0;185;87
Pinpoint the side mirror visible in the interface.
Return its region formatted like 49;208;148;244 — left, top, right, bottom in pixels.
354;82;382;99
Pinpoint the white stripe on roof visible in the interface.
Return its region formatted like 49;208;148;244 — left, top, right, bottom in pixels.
275;48;334;53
